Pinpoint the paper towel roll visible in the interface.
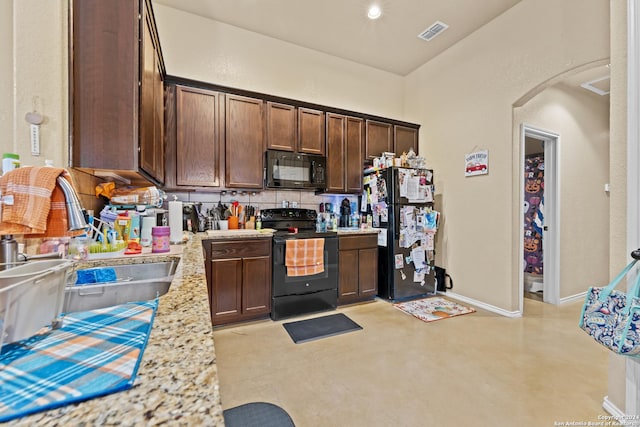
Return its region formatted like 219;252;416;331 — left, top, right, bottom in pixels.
168;200;183;243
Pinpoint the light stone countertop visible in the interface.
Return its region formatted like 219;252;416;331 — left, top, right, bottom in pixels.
336;227;381;235
9;234;225;426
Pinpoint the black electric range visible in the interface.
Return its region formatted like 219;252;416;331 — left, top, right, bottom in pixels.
261;208;338;320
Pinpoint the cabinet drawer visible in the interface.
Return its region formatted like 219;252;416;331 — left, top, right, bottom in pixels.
210;239;271;259
339;234;377;250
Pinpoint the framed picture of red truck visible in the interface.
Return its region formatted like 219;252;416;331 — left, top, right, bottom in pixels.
464;150;489;177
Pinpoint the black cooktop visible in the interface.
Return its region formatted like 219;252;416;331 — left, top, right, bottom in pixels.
262;208;337;241
261;208;317;222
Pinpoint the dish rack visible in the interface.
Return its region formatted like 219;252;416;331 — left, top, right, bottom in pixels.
0;259;74;349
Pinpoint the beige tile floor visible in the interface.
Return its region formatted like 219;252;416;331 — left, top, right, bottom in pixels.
213;297;610;427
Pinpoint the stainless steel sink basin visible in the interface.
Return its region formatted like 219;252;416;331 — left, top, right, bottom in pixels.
63;260;178;313
0;259;72;287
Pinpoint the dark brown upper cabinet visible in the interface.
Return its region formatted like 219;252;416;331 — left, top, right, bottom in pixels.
298;107;325;155
326;113;346;192
326;114;363;193
345;117;364;192
172;85;223;188
139;1;164;183
71;0;165;185
394;125;419;156
365;120;393;160
225;94;265;189
266;102;296;152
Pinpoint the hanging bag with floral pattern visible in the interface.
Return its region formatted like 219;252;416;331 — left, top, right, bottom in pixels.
579;259;640;357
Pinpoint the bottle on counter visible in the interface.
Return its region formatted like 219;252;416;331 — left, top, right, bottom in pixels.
256;210;262;230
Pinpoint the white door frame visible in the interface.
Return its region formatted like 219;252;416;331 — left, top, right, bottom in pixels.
625;0;640;416
519;124;560;312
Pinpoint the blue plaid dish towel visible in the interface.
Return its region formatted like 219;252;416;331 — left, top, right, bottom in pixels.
0;299;158;423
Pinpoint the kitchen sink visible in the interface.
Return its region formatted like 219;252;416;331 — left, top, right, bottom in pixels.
63;260;178;313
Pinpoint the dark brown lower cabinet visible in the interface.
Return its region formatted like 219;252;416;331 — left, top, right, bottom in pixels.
204;238;272;325
338;234;378;304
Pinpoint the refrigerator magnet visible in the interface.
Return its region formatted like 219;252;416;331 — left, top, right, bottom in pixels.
380;208;388;223
395;254;404;269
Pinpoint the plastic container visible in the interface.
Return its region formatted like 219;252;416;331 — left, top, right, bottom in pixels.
2;153;20;175
0;260;73;348
140;216;155;247
152;226;171;253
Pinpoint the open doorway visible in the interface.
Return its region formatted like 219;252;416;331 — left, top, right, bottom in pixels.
520;125;559;308
523;135;545;301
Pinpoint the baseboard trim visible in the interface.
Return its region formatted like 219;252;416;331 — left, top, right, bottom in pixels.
559;291;587;305
603;395;625;418
440;291;522;318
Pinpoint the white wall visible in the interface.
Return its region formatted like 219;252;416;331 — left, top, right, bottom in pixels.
0;1;12;149
404;0;609;312
0;0;68;169
153;5;405;121
515;84;610;299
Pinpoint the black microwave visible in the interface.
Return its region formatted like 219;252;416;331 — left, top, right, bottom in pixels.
265;150;326;190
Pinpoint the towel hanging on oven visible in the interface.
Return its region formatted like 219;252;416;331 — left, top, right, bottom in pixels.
285;238;324;277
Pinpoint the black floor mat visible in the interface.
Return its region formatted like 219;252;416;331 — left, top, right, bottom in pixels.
282;313;362;344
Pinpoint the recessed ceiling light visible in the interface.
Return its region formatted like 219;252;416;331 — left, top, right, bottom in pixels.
367;5;382;20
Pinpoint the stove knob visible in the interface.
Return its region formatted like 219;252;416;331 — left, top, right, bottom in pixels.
308;211;317;220
295;211;300;217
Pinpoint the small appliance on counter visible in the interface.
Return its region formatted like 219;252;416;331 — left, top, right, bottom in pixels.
183;202;205;232
339;198;351;228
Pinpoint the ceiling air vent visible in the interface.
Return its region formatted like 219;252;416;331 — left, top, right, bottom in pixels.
418;21;449;41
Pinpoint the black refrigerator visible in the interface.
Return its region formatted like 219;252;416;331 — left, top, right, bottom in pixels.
363;167;439;301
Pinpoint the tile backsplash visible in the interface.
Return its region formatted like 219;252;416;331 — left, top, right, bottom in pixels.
166;190;358;217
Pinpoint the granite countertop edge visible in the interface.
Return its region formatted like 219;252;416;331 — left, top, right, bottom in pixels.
336;228;381;235
14;234;224;426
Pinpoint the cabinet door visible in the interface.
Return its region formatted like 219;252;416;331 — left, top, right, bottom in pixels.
152;51;165;182
298;108;325;155
358;247;378;296
176;86;221;187
266;102;296;152
242;256;271;315
226;95;265;188
139;2;164;183
211;258;242;321
346;117;364;193
394;125;418;156
365;120;392;160
326;113;346;192
139;9;156;180
72;0;140;171
339;250;359;300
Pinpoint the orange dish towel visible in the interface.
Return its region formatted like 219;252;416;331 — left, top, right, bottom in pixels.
285;238;325;277
0;166;81;237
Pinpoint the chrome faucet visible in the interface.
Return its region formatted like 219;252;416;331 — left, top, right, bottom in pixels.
57;176;88;232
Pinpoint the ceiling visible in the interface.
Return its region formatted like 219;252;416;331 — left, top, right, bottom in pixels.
152;0;610;98
152;0;523;76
